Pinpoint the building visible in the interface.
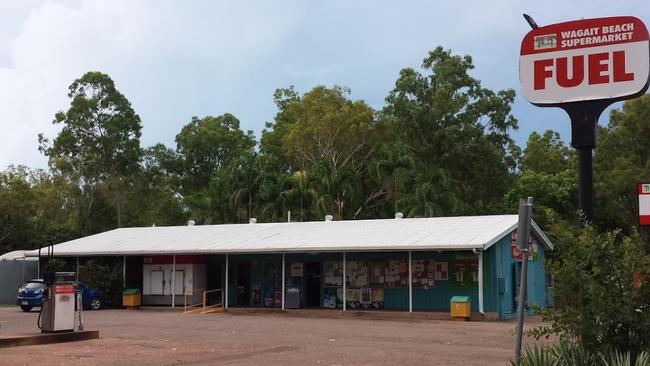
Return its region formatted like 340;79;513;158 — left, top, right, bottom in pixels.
0;250;39;304
27;214;553;320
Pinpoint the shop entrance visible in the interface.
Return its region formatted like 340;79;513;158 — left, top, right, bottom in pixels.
237;262;251;306
305;262;321;307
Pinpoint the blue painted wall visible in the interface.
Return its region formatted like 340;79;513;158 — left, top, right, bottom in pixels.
214;232;548;319
486;234;547;320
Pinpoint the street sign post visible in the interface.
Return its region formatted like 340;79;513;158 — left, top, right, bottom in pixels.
520;16;650;220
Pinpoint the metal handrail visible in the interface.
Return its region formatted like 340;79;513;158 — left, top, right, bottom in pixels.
183;288;205;313
202;288;224;313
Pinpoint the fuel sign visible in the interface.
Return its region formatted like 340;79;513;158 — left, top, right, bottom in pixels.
520;16;650;105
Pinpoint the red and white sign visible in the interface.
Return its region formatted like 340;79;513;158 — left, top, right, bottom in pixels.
520;16;650;105
53;284;75;294
639;183;650;225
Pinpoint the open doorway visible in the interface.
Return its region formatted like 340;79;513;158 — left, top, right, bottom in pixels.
237;262;251;306
305;262;321;307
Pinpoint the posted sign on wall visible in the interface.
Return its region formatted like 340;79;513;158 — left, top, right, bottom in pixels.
639;183;650;225
520;16;650;105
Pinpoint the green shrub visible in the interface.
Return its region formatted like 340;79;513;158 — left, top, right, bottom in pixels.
528;218;650;357
513;341;650;366
78;259;124;307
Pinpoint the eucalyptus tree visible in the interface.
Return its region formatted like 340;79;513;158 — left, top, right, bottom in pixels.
383;47;519;214
39;71;142;228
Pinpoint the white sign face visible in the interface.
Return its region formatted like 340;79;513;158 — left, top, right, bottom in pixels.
520;16;650;105
640;183;650;226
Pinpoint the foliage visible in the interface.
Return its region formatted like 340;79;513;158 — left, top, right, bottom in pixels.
78;259;124;308
529;219;650;356
594;95;650;234
39;71;143;228
512;341;650;366
382;46;519;215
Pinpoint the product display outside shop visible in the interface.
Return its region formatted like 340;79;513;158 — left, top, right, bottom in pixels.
322;258;460;309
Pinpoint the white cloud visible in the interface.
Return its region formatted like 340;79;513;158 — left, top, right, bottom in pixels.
0;0;648;170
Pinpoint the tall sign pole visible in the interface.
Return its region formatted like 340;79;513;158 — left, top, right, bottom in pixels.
520;16;650;221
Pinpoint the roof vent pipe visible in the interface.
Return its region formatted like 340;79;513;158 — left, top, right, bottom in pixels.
395;212;404;219
324;215;333;222
187;220;195;226
249;218;257;224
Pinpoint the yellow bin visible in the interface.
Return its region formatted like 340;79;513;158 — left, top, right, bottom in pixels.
450;296;471;320
123;288;141;309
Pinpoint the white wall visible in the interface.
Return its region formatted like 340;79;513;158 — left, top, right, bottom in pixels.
143;264;194;296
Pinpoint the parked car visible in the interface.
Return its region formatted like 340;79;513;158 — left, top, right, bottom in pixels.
16;279;103;312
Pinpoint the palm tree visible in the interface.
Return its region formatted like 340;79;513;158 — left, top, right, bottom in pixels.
370;142;415;214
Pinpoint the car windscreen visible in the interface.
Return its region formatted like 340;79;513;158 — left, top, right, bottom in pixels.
24;282;45;289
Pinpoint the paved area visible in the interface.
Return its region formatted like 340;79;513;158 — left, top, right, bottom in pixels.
0;307;548;366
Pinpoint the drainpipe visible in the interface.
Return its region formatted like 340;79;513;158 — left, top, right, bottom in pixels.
475;248;485;316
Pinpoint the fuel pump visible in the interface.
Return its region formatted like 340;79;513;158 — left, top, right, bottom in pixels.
37;243;77;333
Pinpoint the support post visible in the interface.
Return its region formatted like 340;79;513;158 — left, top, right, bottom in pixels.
562;101;608;222
478;250;484;314
514;197;533;365
76;257;80;281
225;254;229;309
171;254;176;309
281;253;286;310
122;256;126;288
342;252;346;312
577;147;593;220
408;251;413;313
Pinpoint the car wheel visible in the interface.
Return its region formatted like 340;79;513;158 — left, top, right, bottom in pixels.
20;305;32;312
90;298;102;310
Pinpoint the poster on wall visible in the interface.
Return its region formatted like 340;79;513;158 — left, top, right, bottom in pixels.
360;288;371;305
323;288;337;308
369;262;385;285
510;231;538;261
346;261;369;288
291;262;303;277
449;253;479;288
434;262;448;280
385;260;408;287
370;288;384;309
324;261;343;286
412;260;435;288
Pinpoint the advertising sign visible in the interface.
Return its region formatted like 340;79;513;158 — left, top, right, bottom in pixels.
450;253;479;288
520;16;650;105
639;183;650;225
510;231;538;261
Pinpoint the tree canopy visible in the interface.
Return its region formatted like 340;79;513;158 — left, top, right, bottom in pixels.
1;49;649;254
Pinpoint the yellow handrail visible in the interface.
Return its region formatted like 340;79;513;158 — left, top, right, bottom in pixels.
202;288;224;314
183;288;204;313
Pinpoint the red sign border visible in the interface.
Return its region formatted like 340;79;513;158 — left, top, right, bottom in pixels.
520;15;650;108
639;182;650;226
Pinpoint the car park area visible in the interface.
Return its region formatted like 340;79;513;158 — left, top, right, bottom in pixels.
0;307;548;366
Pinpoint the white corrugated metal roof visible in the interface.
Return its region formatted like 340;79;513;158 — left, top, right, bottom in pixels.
0;250;39;261
25;215;552;257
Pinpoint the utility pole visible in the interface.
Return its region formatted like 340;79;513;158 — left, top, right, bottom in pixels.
514;197;533;365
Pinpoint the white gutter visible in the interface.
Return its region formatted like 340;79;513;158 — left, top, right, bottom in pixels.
477;249;485;316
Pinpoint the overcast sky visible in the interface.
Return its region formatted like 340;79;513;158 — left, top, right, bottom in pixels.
0;0;648;170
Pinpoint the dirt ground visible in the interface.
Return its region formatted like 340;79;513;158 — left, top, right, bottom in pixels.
0;307;547;366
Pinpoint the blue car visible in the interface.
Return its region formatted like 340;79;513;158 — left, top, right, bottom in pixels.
16;280;103;312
